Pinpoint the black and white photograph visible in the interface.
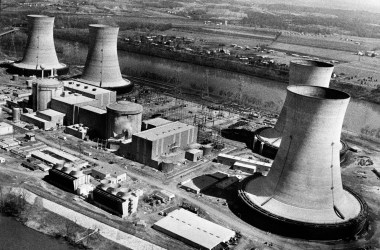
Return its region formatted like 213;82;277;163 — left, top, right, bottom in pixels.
0;0;379;249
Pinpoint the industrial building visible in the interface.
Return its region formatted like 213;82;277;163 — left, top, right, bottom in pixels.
185;148;203;162
48;165;90;193
180;175;220;194
153;208;235;250
10;15;68;76
239;86;368;240
142;117;173;131
125;121;198;169
91;165;128;184
217;153;271;175
78;24;132;94
92;185;140;218
21;109;65;130
0;122;13;136
65;124;89;139
253;60;335;159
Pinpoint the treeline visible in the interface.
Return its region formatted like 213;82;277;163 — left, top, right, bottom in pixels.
142;0;184;9
116;21;172;32
242;4;380;38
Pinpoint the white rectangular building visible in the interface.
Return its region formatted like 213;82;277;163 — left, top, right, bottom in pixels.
153;208;235;250
0;122;13;136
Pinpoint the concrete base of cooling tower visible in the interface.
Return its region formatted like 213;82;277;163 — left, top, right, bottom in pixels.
76;78;134;94
253;127;350;161
9;63;69;77
237;175;368;240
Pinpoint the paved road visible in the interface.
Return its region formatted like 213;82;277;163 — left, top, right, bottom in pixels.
34;133;372;250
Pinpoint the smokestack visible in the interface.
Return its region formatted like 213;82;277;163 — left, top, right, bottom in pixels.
11;15;68;76
254;60;335;158
240;86;367;239
79;24;132;94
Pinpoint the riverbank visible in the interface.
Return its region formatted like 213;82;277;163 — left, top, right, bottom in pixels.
0;185;164;250
53;29;380;105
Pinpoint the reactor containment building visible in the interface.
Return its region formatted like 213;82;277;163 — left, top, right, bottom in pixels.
239;85;368;240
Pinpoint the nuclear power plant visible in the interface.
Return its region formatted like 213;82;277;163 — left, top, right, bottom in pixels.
1;10;376;249
253;60;343;159
10;15;68;76
78;24;132;94
239;85;368;240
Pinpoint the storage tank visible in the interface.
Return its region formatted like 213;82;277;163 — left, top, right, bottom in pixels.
10;15;68;76
254;60;335;159
12;108;21;123
79;24;132;94
161;160;175;173
106;101;143;139
201;145;213;156
32;78;63;111
239;86;368;240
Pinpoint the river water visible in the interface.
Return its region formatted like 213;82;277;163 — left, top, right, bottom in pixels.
3;38;380;143
0;214;76;250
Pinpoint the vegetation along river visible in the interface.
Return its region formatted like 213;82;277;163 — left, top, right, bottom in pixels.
3;38;380;144
0;214;76;250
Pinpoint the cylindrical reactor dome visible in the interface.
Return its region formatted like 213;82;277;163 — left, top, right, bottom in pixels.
32;78;63;111
106;101;143;139
241;86;367;239
11;15;68;76
289;60;334;87
80;24;132;93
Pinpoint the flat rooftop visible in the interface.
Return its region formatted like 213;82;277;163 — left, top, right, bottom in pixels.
37;109;65;117
181;175;219;193
63;80;112;95
135;121;195;141
153;208;235;250
0;122;12;128
81;105;106;114
52;95;95;105
92;165;126;178
143;117;173;127
43;147;80;163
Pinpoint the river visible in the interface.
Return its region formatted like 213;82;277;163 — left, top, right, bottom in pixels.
2;38;380;143
0;214;76;250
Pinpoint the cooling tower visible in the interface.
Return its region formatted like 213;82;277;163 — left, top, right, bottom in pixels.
254;60;337;159
11;15;68;76
240;86;367;240
79;24;132;94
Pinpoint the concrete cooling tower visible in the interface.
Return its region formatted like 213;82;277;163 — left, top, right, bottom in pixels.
253;60;341;159
11;15;68;76
78;24;132;94
239;86;368;240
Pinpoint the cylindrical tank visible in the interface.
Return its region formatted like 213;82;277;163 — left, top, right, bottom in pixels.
161;160;175;173
106;101;143;139
240;86;367;239
255;60;335;158
289;60;334;87
80;24;132;93
11;15;68;76
32;78;63;111
26;79;33;88
12;108;21;123
12;74;19;81
201;145;213;156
